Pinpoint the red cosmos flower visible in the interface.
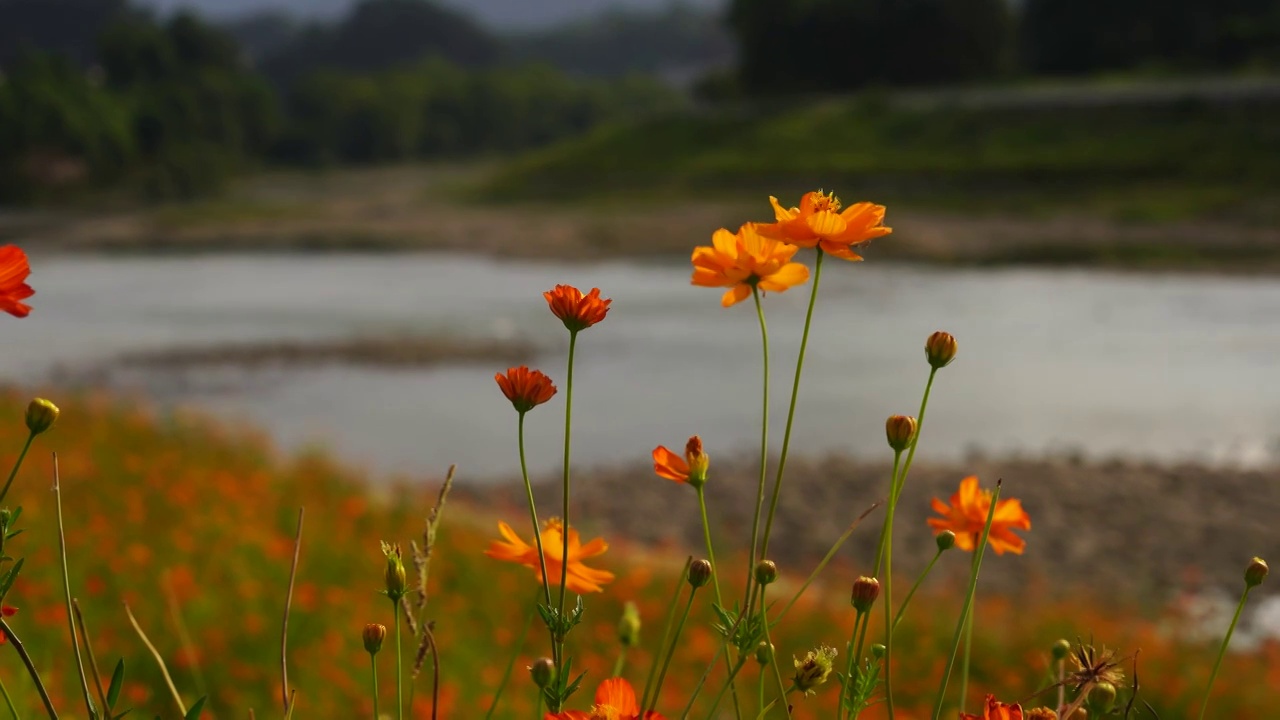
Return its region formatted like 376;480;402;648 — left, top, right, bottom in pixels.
959;694;1024;720
544;285;611;332
544;677;665;720
0;605;17;644
652;436;709;488
0;246;34;318
495;366;557;413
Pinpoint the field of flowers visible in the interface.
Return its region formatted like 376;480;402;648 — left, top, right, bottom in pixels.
0;194;1273;719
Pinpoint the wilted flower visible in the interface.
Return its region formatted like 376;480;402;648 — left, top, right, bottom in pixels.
1066;642;1125;692
756;191;891;261
652;436;709;488
792;645;837;696
544;285;611;332
927;476;1031;555
690;223;810;307
486;518;614;594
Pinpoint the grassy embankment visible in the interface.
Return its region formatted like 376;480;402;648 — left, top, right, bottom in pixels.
0;391;1274;718
6;92;1279;271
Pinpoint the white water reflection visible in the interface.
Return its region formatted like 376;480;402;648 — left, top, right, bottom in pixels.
7;252;1280;480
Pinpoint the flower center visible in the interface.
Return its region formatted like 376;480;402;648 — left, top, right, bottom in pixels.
811;190;842;213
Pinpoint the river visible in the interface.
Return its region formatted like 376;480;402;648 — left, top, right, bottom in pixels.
5;252;1279;480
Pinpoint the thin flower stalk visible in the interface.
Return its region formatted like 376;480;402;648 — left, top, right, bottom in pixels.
878;450;904;720
959;601;975;714
484;595;538;720
641;558;692;714
1196;582;1255;720
555;329;579;665
370;650;381;720
745;286;770;609
0;432;34;506
0;675;16;720
772;502;882;627
758;586;792;720
930;481;1004;720
758;248;825;564
0;618;55;719
52;456;97;720
645;583;701;717
891;548;945;632
516;411;557;658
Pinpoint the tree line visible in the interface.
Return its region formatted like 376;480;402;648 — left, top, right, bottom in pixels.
727;0;1280;94
0;0;681;203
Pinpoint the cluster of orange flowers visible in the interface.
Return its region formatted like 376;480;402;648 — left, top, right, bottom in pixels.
692;191;890;306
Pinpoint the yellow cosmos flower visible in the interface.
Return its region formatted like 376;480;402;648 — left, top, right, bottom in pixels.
691;223;810;307
756;191;891;261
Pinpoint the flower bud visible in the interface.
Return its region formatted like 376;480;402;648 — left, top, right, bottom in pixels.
618;601;641;648
754;641;774;666
884;415;917;452
935;530;957;552
685;436;710;489
362;623;386;654
849;576;880;614
870;643;885;659
1245;557;1268;588
925;331;957;369
1026;709;1058;720
1050;638;1071;661
1089;682;1116;712
754;560;777;586
381;542;407;601
24;398;59;436
530;657;555;689
792;645;837;696
688;559;714;589
1065;709;1088;720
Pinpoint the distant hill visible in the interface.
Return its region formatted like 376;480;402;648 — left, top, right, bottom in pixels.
138;0;725;29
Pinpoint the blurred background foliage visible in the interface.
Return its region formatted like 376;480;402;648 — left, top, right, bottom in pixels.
1;0;1278;204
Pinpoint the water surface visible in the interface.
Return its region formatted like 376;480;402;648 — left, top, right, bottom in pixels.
8;252;1279;480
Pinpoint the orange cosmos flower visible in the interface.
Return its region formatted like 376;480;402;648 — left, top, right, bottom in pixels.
691;223;810;307
0;246;34;318
486;518;614;594
927;476;1031;555
495;366;557;413
652;436;709;488
544;285;611;332
545;677;665;720
959;694;1024;720
756;191;891;261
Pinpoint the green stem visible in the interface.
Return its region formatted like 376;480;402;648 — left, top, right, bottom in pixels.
53;457;96;719
959;599;975;715
1197;585;1252;720
759;249;824;563
681;642;730;719
758;586;791;720
892;550;943;632
555;331;579;666
484;596;538;720
771;502;882;628
0;618;57;719
646;588;699;717
394;602;404;720
516;412;558;667
0;675;19;720
611;648;626;679
744;286;770;612
1056;659;1065;714
839;610;867;720
757;665;766;720
695;487;724;607
0;433;34;506
930;483;1002;720
370;652;380;720
703;656;751;720
641;558;691;714
879;449;904;720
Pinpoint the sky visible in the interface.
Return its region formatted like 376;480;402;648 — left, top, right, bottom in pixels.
137;0;726;30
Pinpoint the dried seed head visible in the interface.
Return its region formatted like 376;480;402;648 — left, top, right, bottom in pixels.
792;645;837;696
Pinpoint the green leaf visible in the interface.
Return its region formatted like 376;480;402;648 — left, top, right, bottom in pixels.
107;658;125;710
183;697;206;720
0;557;24;601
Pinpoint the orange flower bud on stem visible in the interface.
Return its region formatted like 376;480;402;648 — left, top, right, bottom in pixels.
1198;556;1269;720
925;331;958;369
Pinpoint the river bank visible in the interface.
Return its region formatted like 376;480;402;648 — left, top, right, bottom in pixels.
463;452;1280;600
5;165;1280;272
